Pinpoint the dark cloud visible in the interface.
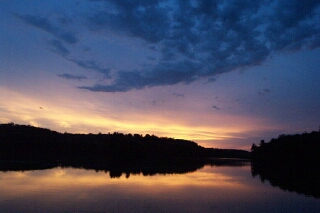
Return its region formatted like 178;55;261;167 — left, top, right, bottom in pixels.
212;106;221;110
172;93;184;98
78;84;128;92
66;58;111;76
58;73;87;80
207;77;217;83
267;0;320;51
146;56;157;61
79;59;200;92
13;14;109;76
14;14;78;44
14;13;111;76
15;1;320;92
235;98;246;102
46;40;110;76
83;46;91;52
86;0;170;43
47;39;70;57
258;89;271;96
79;0;320;92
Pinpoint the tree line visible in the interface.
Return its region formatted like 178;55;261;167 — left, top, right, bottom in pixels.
251;131;320;198
0;123;250;169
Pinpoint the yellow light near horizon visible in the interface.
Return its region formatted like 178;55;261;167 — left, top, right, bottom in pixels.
0;86;269;149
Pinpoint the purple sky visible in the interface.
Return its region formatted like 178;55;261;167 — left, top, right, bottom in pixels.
1;0;320;150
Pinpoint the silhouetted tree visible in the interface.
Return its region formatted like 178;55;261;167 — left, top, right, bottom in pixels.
251;131;320;198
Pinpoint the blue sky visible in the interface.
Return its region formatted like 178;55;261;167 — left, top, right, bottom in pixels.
1;0;320;150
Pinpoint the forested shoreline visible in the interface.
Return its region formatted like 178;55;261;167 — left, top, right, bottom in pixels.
0;123;250;166
251;131;320;198
1;122;320;193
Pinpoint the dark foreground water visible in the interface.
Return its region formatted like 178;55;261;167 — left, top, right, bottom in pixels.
0;162;319;213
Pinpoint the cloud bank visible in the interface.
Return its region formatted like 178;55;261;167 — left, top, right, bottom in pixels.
16;0;320;92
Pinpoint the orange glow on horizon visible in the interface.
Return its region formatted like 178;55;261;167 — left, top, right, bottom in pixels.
0;86;278;149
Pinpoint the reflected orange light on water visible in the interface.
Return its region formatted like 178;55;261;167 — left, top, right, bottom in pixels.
0;166;250;198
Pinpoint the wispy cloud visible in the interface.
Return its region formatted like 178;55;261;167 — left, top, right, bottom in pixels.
66;58;111;76
14;14;78;44
212;106;221;110
207;77;217;83
173;93;185;98
58;73;87;80
15;13;111;77
47;39;70;57
46;39;110;77
258;89;271;96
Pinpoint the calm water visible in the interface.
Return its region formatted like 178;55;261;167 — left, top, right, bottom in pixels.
0;163;319;213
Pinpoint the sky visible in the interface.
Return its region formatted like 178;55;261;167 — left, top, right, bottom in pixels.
1;0;320;150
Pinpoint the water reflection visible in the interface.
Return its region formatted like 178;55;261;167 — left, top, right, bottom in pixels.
0;159;248;178
251;162;320;198
0;162;320;213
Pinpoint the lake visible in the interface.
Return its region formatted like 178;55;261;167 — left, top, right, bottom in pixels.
0;162;319;213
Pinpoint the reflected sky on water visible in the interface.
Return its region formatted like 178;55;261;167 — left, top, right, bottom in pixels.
0;165;319;213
